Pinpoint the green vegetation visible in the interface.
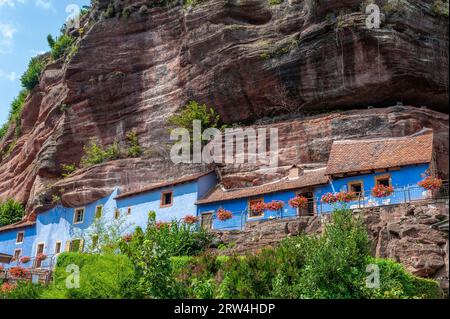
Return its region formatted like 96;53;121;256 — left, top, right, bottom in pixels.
184;0;208;8
168;101;223;132
1;209;441;299
79;132;142;168
0;199;25;227
47;34;76;60
0;89;28;141
268;0;284;6
126;131;142;158
61;164;77;178
20;56;46;91
432;0;449;17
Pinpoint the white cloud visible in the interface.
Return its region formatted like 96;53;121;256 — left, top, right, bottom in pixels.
0;23;16;39
0;23;16;54
0;0;25;7
0;69;18;81
35;0;55;12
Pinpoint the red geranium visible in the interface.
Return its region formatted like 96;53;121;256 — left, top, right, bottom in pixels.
9;266;29;279
249;202;266;215
217;208;232;221
288;196;308;208
1;282;15;293
19;256;31;264
321;193;337;204
156;222;170;230
265;200;285;211
418;176;443;191
335;192;354;203
183;215;199;224
36;253;47;262
371;184;394;198
0;265;4;271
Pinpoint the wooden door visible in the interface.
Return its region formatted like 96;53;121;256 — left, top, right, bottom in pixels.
201;213;213;230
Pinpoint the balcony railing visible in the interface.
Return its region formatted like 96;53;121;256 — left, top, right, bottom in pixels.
211;181;449;231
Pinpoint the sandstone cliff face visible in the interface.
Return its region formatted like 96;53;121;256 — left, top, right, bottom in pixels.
0;0;448;213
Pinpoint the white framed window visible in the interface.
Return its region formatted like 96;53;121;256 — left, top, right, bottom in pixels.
16;231;24;244
73;207;85;224
54;241;62;254
13;249;21;261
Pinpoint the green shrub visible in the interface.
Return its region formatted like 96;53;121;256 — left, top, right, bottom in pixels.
0;281;44;299
432;0;449;17
365;258;443;299
268;0;283;5
168;101;223;133
20;56;46;90
126;131;141;158
43;252;138;299
49;34;75;60
118;212;212;298
0;199;25;227
61;163;77;178
80;139;108;167
0;89;28;140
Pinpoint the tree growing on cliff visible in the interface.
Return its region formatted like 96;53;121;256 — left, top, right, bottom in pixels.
20;56;46;91
0;199;25;227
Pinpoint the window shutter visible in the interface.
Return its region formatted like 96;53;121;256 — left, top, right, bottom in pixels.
65;240;71;252
79;239;84;252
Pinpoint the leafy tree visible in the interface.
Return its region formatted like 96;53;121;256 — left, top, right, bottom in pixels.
0;199;25;227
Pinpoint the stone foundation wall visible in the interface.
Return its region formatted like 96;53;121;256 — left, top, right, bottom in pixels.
212;201;449;290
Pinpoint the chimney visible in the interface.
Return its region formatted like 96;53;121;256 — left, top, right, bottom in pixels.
288;165;303;179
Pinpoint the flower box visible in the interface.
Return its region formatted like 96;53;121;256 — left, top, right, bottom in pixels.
217;208;232;221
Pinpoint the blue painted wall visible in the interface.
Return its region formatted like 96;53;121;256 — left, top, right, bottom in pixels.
116;172;217;231
0;226;36;268
315;164;430;214
197;189;308;231
33;188;120;259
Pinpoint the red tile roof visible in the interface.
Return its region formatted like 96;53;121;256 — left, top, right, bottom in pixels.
115;170;215;200
196;168;328;205
0;220;36;233
325;130;434;176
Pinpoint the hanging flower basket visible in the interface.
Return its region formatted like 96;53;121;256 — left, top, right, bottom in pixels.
288;196;308;208
249;202;266;215
36;253;47;262
9;266;29;279
19;256;31;264
265;200;285;211
418;176;443;191
183;215;199;224
335;192;354;203
321;193;337;204
371;185;394;198
217;208;233;221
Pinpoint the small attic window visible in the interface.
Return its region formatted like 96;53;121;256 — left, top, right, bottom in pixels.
16;232;24;244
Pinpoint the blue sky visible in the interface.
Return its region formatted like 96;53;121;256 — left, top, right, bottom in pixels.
0;0;90;126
